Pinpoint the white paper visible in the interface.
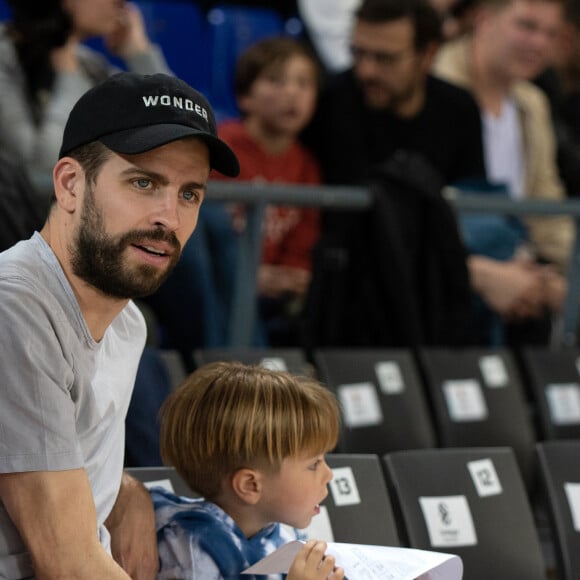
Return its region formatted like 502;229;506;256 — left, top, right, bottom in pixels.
443;379;488;422
338;382;383;428
467;458;503;497
419;495;477;548
478;355;508;388
329;466;361;506
546;383;580;425
260;357;288;371
242;540;463;580
375;361;405;394
142;478;174;493
564;482;580;532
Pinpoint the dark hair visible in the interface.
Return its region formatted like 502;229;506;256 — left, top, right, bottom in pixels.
67;141;113;186
448;0;479;19
6;0;72;114
356;0;443;50
564;0;580;27
234;36;320;98
49;141;111;205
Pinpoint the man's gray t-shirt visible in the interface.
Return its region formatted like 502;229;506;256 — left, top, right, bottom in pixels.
0;233;146;578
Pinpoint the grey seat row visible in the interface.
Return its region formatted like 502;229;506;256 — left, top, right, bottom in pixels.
130;442;580;580
191;347;580;482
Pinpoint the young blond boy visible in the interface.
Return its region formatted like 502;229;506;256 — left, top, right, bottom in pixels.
152;361;344;579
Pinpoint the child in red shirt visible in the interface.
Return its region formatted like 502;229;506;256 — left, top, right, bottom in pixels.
215;36;322;344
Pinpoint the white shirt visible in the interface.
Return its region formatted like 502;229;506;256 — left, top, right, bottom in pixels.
482;97;525;199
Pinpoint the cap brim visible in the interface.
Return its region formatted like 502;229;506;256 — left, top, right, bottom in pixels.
100;124;240;177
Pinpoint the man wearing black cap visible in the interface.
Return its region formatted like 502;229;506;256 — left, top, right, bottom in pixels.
0;72;239;579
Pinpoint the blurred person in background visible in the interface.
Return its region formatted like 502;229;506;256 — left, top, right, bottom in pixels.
534;0;580;196
301;0;486;348
430;0;480;39
433;0;572;344
141;37;321;355
0;0;170;173
214;36;322;347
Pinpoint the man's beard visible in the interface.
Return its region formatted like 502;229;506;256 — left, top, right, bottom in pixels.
360;76;420;113
70;186;181;299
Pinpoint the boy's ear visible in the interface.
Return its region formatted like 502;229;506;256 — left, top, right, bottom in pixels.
231;468;263;505
236;94;251;115
420;41;440;72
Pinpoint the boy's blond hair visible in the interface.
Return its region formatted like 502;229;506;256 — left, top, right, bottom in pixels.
160;361;340;499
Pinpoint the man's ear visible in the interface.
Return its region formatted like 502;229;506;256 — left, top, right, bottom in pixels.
52;157;84;214
421;41;441;72
231;468;263;505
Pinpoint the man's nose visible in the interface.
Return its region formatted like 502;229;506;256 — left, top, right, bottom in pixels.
151;193;180;231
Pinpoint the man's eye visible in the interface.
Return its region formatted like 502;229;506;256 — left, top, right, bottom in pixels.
135;178;151;189
182;190;198;202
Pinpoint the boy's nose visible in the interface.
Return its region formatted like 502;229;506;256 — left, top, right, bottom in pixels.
323;461;334;484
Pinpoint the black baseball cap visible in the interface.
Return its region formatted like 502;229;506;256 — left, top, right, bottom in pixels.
59;72;240;177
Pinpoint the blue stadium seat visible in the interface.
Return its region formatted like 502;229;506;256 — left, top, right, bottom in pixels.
0;0;9;21
136;0;209;94
205;4;286;120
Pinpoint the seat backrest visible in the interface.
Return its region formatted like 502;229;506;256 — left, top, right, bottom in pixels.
126;466;198;498
205;4;286;120
136;0;209;93
193;347;311;375
383;447;546;580
157;348;188;390
418;347;536;486
131;456;400;548
314;348;437;455
300;453;400;547
535;440;580;580
520;347;580;440
0;0;10;21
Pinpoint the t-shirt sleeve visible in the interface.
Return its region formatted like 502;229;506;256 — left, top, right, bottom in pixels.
0;279;83;473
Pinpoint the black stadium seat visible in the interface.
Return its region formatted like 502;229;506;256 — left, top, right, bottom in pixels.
314;348;437;455
383;447;546;580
